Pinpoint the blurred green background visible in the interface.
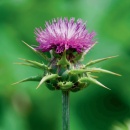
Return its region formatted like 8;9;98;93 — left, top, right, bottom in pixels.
0;0;130;130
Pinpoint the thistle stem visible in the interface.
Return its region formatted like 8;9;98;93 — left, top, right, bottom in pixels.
62;91;70;130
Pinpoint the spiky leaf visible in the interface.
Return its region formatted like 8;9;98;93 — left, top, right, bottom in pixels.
22;41;50;61
36;74;59;89
18;58;49;70
85;55;118;67
12;75;42;85
69;69;86;75
79;77;110;90
86;68;121;76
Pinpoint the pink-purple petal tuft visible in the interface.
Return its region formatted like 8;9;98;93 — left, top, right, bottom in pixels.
35;17;96;53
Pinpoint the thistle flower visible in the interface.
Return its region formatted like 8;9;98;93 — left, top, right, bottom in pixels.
35;18;96;54
13;17;120;91
13;17;120;130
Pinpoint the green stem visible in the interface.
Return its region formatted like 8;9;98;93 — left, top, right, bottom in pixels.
62;91;70;130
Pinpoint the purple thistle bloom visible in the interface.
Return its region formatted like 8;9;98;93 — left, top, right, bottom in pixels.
35;17;96;54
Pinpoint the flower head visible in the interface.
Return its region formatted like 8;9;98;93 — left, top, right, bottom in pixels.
35;17;96;53
13;17;120;92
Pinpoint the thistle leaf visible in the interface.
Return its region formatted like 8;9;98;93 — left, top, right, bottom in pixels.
87;74;98;79
22;41;50;61
69;69;86;75
78;77;88;83
36;74;59;89
79;77;110;90
86;68;121;76
88;77;111;90
12;75;42;85
18;58;49;70
85;55;118;67
15;62;41;69
58;81;74;90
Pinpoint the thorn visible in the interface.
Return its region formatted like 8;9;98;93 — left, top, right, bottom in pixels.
22;41;50;61
85;55;119;67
